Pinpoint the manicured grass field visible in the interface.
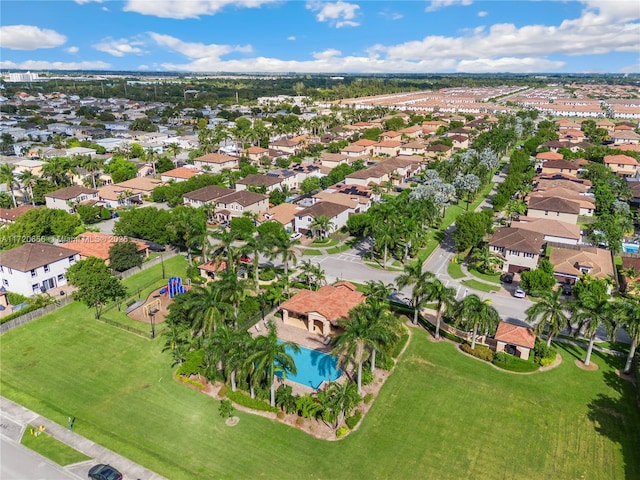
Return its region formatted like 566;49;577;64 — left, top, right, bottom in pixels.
302;248;323;256
468;266;502;284
462;278;499;293
1;306;638;480
21;424;91;466
447;261;465;279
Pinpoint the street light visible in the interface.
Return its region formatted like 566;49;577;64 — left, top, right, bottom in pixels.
161;253;165;279
149;309;157;339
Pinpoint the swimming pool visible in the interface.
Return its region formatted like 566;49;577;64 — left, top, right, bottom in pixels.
276;342;342;389
623;243;639;253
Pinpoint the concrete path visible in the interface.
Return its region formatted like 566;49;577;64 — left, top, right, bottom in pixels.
0;396;168;480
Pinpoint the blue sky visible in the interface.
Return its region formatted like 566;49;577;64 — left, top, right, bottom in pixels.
0;1;638;73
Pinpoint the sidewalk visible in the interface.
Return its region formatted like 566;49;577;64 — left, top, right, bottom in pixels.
0;396;168;480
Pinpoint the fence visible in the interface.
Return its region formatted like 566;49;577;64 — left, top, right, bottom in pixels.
0;296;74;334
115;248;179;280
96;316;153;339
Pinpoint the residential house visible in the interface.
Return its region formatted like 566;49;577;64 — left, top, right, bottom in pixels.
193;153;240;173
212;190;269;221
320;153;351;169
549;245;615;285
604;154;639;178
511;217;581;245
372;140;401;157
595;119;615;134
60;232;148;265
494;321;536;360
279;281;366;336
344;156;422;187
528;188;595;216
341;144;369;158
258;203;301;231
243;146;270;163
611;130;640;145
160;167;201;183
184;185;235;208
424;144;452;159
488;227;546;273
268;136;306;155
45;186;99;213
236;173;286;194
449;134;470;151
536;151;564;165
534;177;590;194
0;242;81;297
399;141;426;156
398;125;423;139
540;159;581;177
312;190;371;214
0;205;35;225
527;196;581;224
198;259;228;282
380;131;402;142
293;201;351;235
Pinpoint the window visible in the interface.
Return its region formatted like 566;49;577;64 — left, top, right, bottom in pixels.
57;274;64;281
556;212;560;216
0;266;3;273
30;269;36;278
44;264;50;273
2;279;7;286
32;284;40;292
68;255;75;263
524;252;535;258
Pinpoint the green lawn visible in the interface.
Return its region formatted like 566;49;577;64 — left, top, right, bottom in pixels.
21;424;91;466
311;238;338;247
462;279;500;293
326;244;353;254
302;249;323;256
447;261;465;279
1;307;638;479
468;266;502;284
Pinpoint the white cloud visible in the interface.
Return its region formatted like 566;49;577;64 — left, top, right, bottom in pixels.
379;9;403;20
93;37;146;57
426;0;473;12
138;64;150;70
123;0;279;19
0;25;66;50
102;6;109;12
66;46;79;54
457;57;566;73
0;59;110;70
149;33;252;59
477;10;487;17
287;36;296;41
620;63;640;74
306;1;360;28
312;48;341;60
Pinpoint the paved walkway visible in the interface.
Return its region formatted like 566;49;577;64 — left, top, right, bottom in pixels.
0;396;168;480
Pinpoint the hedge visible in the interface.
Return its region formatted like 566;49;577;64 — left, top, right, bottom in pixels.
460;343;495;362
225;390;278;413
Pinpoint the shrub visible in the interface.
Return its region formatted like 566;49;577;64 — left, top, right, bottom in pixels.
259;269;276;281
539;356;556;367
346;411;362;429
219;399;234;418
460;343;495;362
361;368;374;386
276;411;285;419
7;292;28;305
336;427;349;438
179;376;205;390
364;393;374;404
533;339;555;365
218;384;228;397
492;352;539;373
176;349;205;377
226;390;278;413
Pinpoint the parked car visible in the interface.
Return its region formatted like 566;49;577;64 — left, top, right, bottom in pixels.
290;232;302;240
501;273;514;284
513;287;526;298
145;241;166;252
88;464;122;480
240;255;252;264
388;291;412;306
562;284;572;296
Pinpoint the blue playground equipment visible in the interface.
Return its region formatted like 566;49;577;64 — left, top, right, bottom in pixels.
166;277;186;298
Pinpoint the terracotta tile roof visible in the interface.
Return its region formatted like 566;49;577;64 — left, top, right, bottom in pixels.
259;202;300;225
161;167;200;179
280;282;365;323
195;153;240;164
0;205;35;223
352;139;377;147
198;259;227;273
549;245;615;280
296;201;350;219
374;140;401;148
535;179;589;193
489;227;545;254
527;196;580;215
61;232;147;261
116;177;165;191
511;218;581;241
542;159;579;171
495;321;536;349
184;185;234;202
604;154;639;166
529;188;595;209
0;242;79;272
45;186;98;200
244;146;269;154
536;151;564;161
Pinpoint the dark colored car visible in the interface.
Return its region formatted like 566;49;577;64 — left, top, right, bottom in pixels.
88;464;122;480
501;273;514;284
562;284;572;295
145;241;166;252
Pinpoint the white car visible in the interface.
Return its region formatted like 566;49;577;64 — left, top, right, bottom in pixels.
513;288;526;298
290;232;302;240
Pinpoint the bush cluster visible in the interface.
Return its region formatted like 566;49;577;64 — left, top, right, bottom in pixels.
492;352;539;373
460;343;495;362
346;411;362;430
226;390;278;413
361;368;374;386
336;426;349;438
176;349;205;377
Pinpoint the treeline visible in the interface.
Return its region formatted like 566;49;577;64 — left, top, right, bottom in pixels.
151;174;225;206
491;149;535;211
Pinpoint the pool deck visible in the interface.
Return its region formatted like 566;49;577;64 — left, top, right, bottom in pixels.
250;315;343;395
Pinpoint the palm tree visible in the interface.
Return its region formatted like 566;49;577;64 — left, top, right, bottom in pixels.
423;277;457;339
470;245;503;274
526;289;571;347
81;155;104;189
217;271;247;326
454;294;501;349
569;289;612;366
169;207;200;264
211;227;239;272
18;169;37;206
167;142;181;167
244;235;268;293
506;199;527;221
248;321;299;407
615;297;640;374
298;259;316;289
361;299;402;373
204;325;251;391
0;163;18;208
396;261;434;325
309;215;335;239
184;283;230;337
361;280;394;304
375;223;395;268
322;380;361;429
273;235;300;288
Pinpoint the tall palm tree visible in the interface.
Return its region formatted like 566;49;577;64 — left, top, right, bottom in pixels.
569;289;612;367
423;277;457;339
0;163;18;208
81;155;104;189
454;294;501;349
361;280;394;304
18;169;37;206
167;142;181;167
211;227;239;272
526;289;571;347
298;259;316;289
273;235;300;288
244;234;268;293
615;297;640;374
184;283;231;337
361;299;402;373
169;207;200;264
375;223;395;268
396;261;434;325
309;215;335;239
248;321;299;407
217;270;247;326
321;380;361;429
204;325;251;391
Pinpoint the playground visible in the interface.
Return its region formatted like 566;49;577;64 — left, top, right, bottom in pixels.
126;277;188;325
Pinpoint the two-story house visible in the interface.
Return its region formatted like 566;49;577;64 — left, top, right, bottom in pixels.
0;243;81;296
604;154;639;178
45;186;99;213
293;201;351;236
488;227;546;274
193;153;240;173
549;245;615;286
526;196;581;225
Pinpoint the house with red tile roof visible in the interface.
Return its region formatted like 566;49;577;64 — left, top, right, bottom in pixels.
279;281;366;336
536;151;564;163
193;153;240;173
160;167;201;183
0;205;35;225
60;232;148;265
604;154;639;178
494;321;536;360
